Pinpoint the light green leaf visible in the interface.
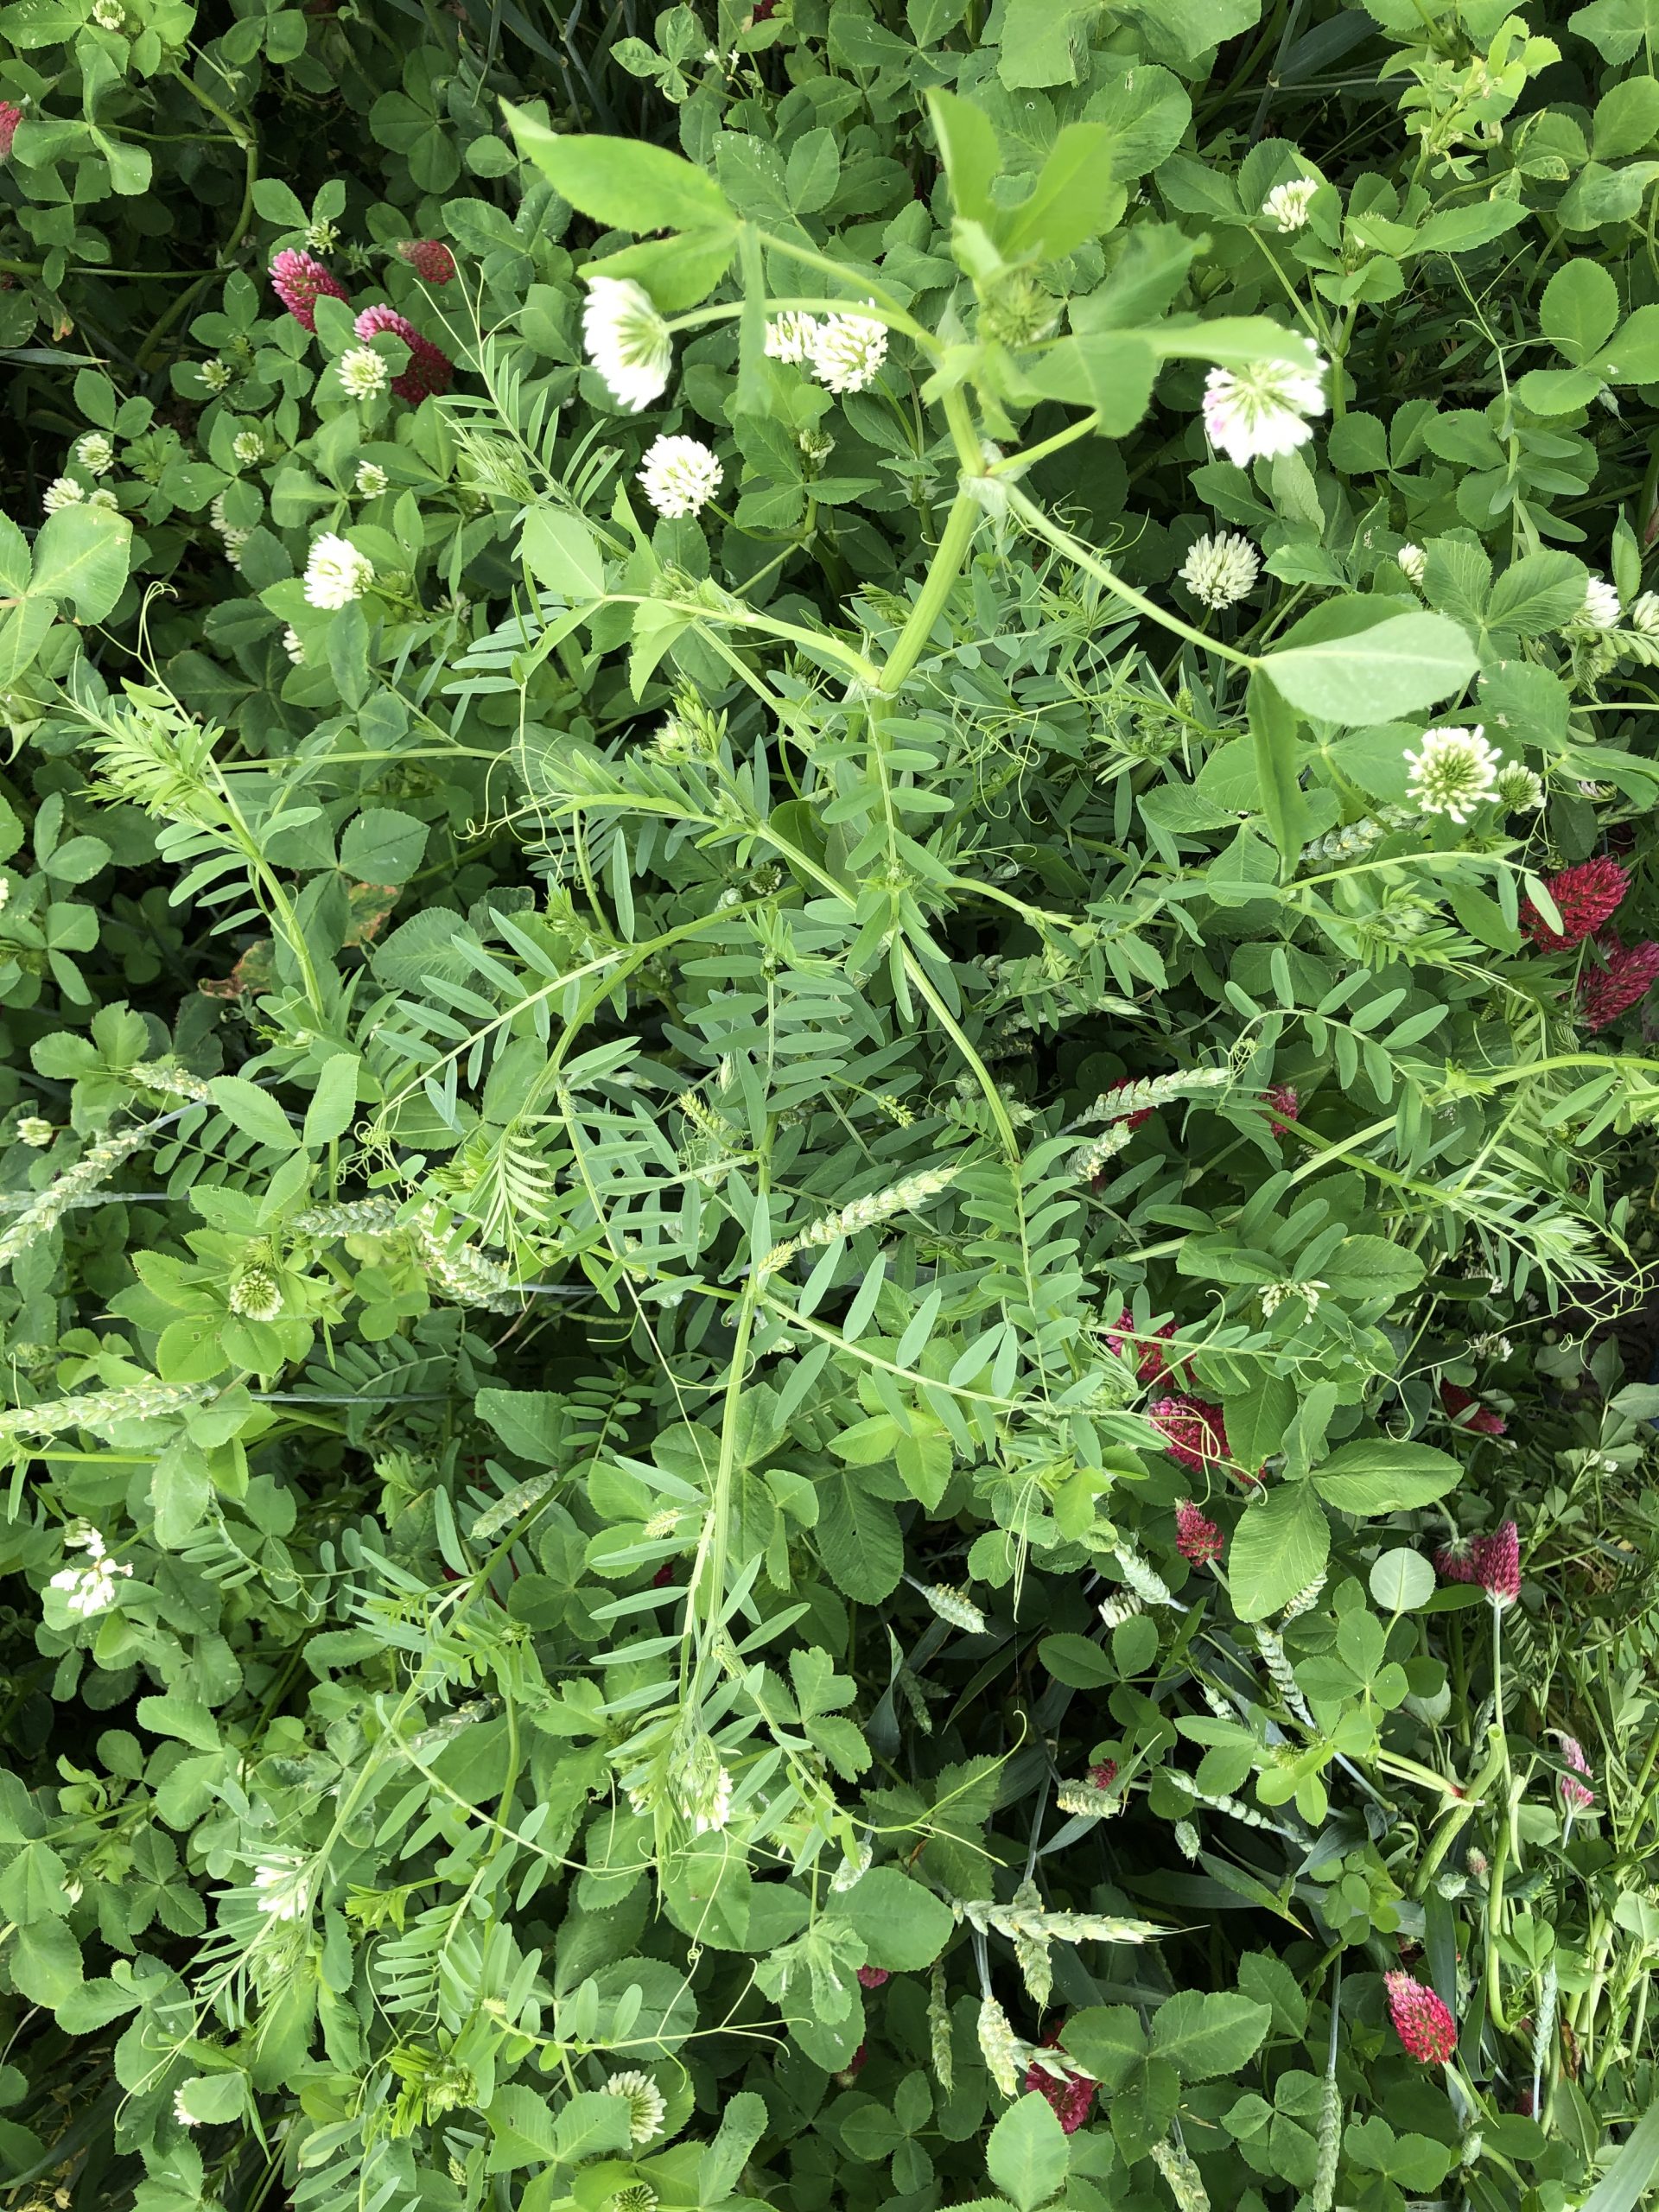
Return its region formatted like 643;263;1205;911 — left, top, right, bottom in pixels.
302;1053;360;1148
830;1865;954;1969
1039;1631;1115;1688
987;2093;1070;2212
1058;2005;1146;2088
1262;610;1477;725
1370;1549;1436;1611
1313;1440;1462;1515
207;1076;299;1153
522;508;606;601
1247;665;1308;877
502;102;734;234
1229;1482;1330;1622
1540;261;1620;363
1149;1990;1272;2079
28;504;131;621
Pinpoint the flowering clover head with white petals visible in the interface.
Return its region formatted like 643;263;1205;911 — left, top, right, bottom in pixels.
48;1522;133;1618
1397;543;1427;585
1201;344;1326;466
582;276;673;412
339;346;391;398
1577;575;1622;630
809;307;888;393
1495;761;1544;810
1262;178;1317;231
42;477;84;514
303;532;374;610
765;310;821;365
601;2071;667;2146
1179;531;1259;609
75;431;114;477
1404;725;1502;823
638;435;723;519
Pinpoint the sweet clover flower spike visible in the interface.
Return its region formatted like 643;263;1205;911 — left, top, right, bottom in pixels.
1385;1971;1459;2063
582;276;673;411
1179;531;1260;608
303;532;374;609
269;248;348;332
601;2071;666;2145
353;305;453;401
397;238;456;284
1579;938;1659;1032
1201;345;1326;465
765;310;821;364
1402;726;1501;823
1522;858;1628;950
1175;1499;1224;1564
809;307;888;393
638;435;723;518
1262;177;1318;230
1397;543;1427;584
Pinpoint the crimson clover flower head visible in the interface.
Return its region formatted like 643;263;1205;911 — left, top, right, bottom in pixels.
270;248;349;332
396;238;456;284
1440;1382;1506;1436
353;304;454;401
1149;1395;1230;1475
1027;2032;1097;2134
1472;1519;1520;1606
1384;1970;1459;2063
1268;1082;1300;1135
1174;1499;1224;1564
1580;937;1659;1033
1522;857;1628;951
1554;1733;1595;1811
1107;1309;1177;1385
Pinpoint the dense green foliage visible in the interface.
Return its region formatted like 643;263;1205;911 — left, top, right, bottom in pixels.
6;2;1659;2210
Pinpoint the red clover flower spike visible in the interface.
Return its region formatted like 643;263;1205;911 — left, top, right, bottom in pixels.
270;248;349;332
1474;1519;1520;1606
1521;858;1628;952
1384;1971;1459;2064
353;305;454;401
1579;938;1659;1033
1174;1499;1224;1564
1555;1734;1595;1812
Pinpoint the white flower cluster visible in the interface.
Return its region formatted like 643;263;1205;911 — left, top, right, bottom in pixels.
75;431;114;476
251;1853;313;1922
765;306;889;393
232;430;264;466
16;1116;52;1147
638;434;722;519
303;531;374;609
48;1523;133;1618
601;2071;667;2146
582;276;674;411
357;461;390;496
1261;178;1318;232
1397;543;1427;585
1179;530;1259;609
1202;343;1327;466
1402;724;1504;823
209;490;251;570
339;346;391;399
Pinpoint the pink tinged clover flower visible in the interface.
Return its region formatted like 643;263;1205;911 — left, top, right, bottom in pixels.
396;238;456;284
1149;1395;1230;1476
270;249;349;332
1579;938;1659;1033
1268;1082;1300;1135
1201;344;1327;467
353;305;454;402
0;101;22;160
1385;1970;1459;2063
1175;1499;1224;1564
1556;1735;1595;1812
1473;1520;1520;1607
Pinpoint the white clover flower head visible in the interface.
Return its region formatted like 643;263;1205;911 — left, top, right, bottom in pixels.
1494;761;1544;810
1179;530;1260;610
304;218;339;254
1578;574;1622;630
582;276;673;412
765;309;822;365
638;435;722;519
1403;724;1502;823
16;1116;53;1147
173;2088;199;2128
1397;542;1427;585
251;1853;312;1921
356;461;390;496
1630;589;1659;634
303;531;374;610
229;1265;283;1322
1201;343;1327;466
42;477;85;513
281;626;305;667
232;430;264;466
75;431;114;477
49;1552;132;1618
200;359;233;393
809;305;888;394
86;487;119;512
339;346;390;399
91;0;125;28
1262;177;1318;232
601;2071;667;2146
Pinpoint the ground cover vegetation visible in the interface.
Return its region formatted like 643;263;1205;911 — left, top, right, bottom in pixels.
5;1;1659;2209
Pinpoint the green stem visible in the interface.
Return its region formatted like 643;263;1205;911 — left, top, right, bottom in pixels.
876;489;981;696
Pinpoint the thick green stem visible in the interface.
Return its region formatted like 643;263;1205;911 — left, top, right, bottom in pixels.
877;489;981;696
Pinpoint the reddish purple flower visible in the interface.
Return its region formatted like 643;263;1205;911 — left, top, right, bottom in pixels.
856;1966;890;1989
1149;1395;1230;1476
0;101;22;160
1107;1309;1177;1386
1268;1082;1300;1136
1434;1537;1476;1586
1384;1970;1459;2063
1175;1499;1224;1564
1580;938;1659;1033
396;238;456;284
1090;1759;1118;1790
1103;1078;1154;1132
1440;1382;1506;1437
270;248;349;332
1472;1520;1520;1606
1522;858;1628;951
1556;1735;1595;1812
1027;2035;1096;2133
353;304;454;402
